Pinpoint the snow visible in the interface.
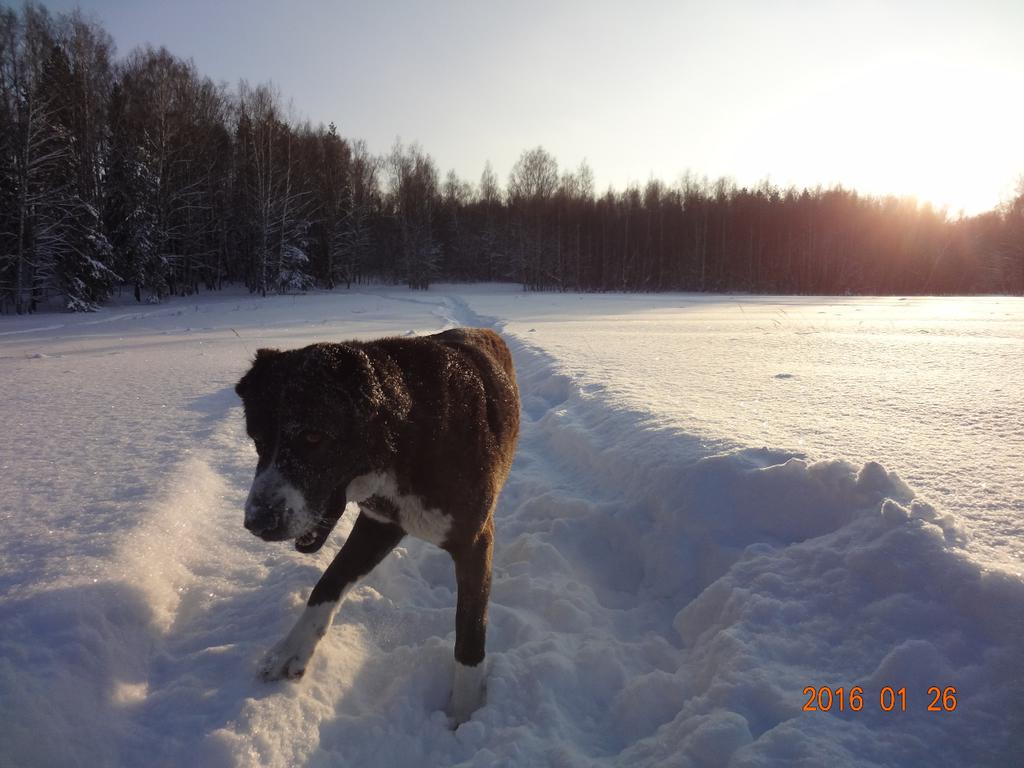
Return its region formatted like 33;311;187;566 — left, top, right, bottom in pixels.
459;290;1024;570
0;285;1021;767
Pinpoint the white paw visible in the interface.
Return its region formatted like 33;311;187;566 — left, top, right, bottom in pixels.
449;660;486;726
258;603;337;682
258;635;314;681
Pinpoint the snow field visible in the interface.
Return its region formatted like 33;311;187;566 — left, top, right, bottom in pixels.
484;317;1022;766
460;290;1024;570
0;287;1021;766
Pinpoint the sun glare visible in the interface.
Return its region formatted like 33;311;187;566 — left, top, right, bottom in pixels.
740;52;1021;216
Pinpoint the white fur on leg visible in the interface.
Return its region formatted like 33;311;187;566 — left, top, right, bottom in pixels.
449;659;487;725
259;598;342;681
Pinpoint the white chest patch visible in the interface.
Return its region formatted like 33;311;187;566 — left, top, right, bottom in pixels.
346;471;452;547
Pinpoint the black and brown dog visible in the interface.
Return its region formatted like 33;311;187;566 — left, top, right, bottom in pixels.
235;327;519;724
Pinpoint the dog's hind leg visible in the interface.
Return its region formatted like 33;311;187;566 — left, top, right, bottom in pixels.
259;512;405;682
449;519;494;725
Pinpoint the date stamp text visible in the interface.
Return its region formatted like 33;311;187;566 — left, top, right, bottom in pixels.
802;686;958;713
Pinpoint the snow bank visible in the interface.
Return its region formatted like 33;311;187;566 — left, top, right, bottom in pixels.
0;455;232;765
457;290;1024;570
482;325;1023;767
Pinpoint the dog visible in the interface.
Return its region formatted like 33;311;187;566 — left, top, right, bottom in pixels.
235;327;520;724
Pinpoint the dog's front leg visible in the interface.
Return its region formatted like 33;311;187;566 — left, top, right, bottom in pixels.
259;513;405;681
449;521;494;725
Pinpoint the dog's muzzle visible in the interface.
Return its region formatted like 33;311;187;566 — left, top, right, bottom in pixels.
244;463;314;540
244;498;291;540
243;466;337;552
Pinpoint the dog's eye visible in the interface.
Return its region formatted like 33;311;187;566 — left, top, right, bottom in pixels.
304;431;323;446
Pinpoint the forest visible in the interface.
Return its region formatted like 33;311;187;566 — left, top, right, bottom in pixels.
1;3;1022;313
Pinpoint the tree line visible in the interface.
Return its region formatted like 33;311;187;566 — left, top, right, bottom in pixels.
1;3;1022;313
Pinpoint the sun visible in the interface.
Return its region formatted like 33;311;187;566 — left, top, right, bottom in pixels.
738;51;1023;216
833;57;1015;215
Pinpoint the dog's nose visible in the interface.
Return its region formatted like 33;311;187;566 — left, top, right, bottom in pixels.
244;499;285;534
244;515;277;534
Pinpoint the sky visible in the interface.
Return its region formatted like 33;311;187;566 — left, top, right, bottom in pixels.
39;0;1024;215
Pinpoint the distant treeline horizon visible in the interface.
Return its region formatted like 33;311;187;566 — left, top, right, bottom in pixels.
1;3;1022;314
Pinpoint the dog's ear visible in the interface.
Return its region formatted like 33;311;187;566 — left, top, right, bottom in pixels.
254;348;281;363
354;356;384;415
321;345;409;422
360;353;411;424
338;348;391;419
299;344;409;423
235;347;281;400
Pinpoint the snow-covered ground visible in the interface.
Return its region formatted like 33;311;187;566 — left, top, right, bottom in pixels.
1;286;1021;767
459;289;1024;571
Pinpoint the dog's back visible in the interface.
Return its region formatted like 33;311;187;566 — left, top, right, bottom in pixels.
360;328;520;537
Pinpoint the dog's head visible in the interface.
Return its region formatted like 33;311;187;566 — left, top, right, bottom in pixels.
235;342;397;553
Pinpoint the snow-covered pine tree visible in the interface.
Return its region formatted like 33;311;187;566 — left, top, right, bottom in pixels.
277;241;314;292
